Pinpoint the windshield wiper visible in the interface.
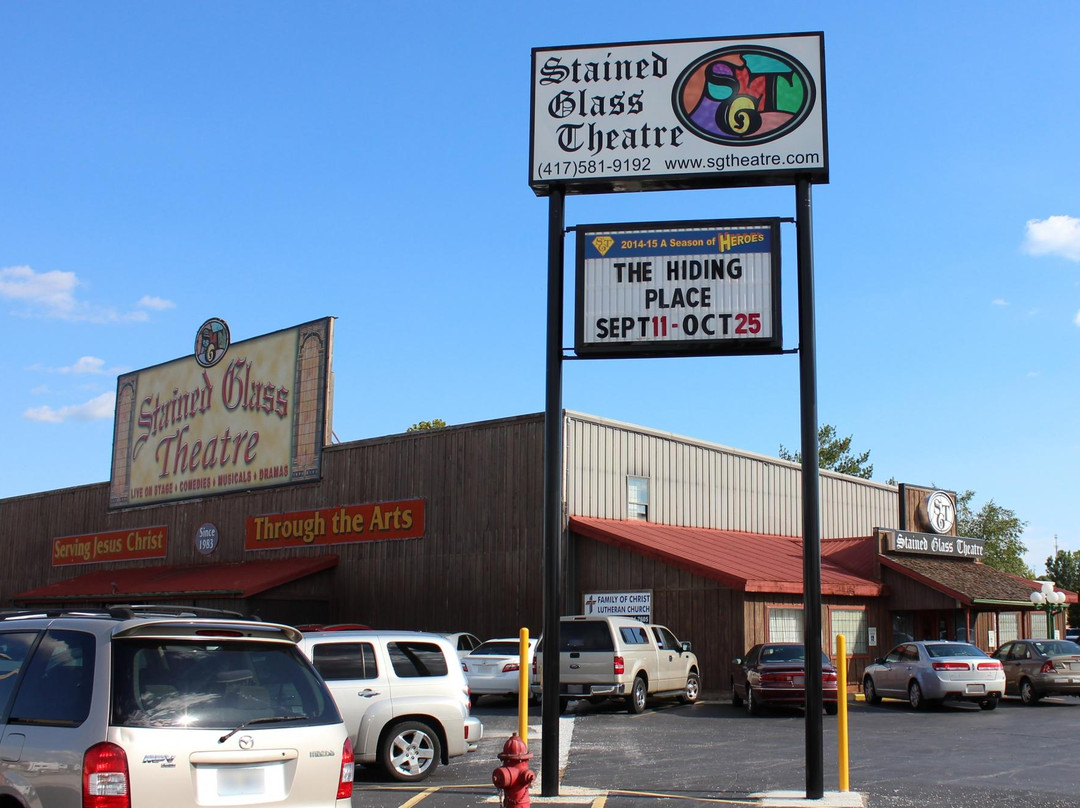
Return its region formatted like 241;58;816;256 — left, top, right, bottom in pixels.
218;714;308;743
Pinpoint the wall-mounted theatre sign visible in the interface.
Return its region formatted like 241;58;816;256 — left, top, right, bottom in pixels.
109;317;334;509
530;32;827;195
575;218;781;358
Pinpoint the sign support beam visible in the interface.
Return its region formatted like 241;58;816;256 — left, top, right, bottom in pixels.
541;186;565;797
796;177;824;799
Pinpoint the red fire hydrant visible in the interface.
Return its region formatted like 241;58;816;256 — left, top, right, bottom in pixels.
492;733;534;807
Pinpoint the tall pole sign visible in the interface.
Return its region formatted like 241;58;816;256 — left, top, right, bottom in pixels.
530;32;828;800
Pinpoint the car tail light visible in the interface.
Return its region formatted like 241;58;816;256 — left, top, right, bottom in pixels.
822;671;838;683
532;657;538;675
976;660;1003;671
502;662;521;673
337;738;354;800
461;662;469;672
932;662;971;671
761;672;798;684
1040;660;1055;674
83;742;130;808
614;655;625;675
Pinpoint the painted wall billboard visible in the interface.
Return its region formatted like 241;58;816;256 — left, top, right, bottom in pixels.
109;318;334;508
575;218;781;357
244;499;425;551
53;526;168;566
531;33;827;195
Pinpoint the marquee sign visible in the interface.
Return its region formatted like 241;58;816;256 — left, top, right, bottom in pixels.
109;318;334;508
530;32;827;195
575;218;781;357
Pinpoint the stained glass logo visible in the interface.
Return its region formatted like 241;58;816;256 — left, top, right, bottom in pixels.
672;45;815;146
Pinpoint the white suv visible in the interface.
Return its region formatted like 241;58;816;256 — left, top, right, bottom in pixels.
296;629;483;782
0;606;354;808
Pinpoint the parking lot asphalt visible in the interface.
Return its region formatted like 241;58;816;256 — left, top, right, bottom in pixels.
350;693;1080;808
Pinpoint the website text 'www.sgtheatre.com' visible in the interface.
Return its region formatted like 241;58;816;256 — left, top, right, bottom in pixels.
664;151;821;171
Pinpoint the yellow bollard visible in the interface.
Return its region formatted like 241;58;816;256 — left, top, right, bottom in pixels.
518;628;530;745
836;633;849;792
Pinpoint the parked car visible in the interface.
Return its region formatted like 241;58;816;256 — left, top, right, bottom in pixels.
1065;627;1080;642
296;629;482;782
0;605;354;808
531;615;700;714
462;637;538;702
730;643;838;715
992;638;1080;704
437;632;482;658
863;641;1004;710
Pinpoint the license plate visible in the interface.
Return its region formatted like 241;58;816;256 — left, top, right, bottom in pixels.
965;684;985;694
567;684;584;694
792;676;804;687
218;767;266;797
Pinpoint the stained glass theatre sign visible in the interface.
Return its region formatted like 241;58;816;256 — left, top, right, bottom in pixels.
530;33;826;360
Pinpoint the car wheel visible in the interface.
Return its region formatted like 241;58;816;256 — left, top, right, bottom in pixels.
587;695;607;705
908;680;926;711
746;686;762;715
627;676;648;714
558;698;569;714
863;675;881;705
1019;678;1040;706
979;695;999;711
824;701;838;715
678;672;701;704
731;679;743;707
379;720;441;782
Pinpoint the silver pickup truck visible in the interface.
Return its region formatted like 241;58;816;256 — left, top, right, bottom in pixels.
531;615;701;713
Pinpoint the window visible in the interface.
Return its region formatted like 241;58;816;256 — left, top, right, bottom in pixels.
768;607;803;643
561;622;614;652
0;632;37;714
1030;612;1050;639
388;641;449;678
628;476;649;521
618;626;649;645
651;626;680;651
891;612;914;646
312;642;378;680
10;630;95;727
998;612;1019;644
830;608;868;655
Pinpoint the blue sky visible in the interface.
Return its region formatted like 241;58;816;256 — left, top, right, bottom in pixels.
2;2;1077;574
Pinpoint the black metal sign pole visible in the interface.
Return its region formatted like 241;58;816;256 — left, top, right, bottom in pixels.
541;185;565;797
796;177;824;800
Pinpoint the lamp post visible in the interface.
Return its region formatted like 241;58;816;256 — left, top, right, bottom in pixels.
1029;581;1067;639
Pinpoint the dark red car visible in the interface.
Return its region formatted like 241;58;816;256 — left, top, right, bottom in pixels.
731;642;838;715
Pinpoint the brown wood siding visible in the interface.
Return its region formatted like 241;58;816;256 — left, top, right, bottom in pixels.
0;414;547;643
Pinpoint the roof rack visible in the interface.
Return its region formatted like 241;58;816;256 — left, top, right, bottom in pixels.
0;604;258;622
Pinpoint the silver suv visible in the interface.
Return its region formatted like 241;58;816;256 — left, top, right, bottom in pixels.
532;615;701;713
296;629;482;782
0;606;354;808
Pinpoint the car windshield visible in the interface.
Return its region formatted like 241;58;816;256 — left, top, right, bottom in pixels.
1033;640;1080;656
111;639;339;729
472;642;520;656
759;645;831;665
924;643;984;659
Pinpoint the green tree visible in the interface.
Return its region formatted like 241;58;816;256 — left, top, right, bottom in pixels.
955;490;1033;578
406;419;447;432
779;424;874;479
1045;549;1080;627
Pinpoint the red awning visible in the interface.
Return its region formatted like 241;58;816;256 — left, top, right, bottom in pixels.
13;555;338;604
569;517;882;597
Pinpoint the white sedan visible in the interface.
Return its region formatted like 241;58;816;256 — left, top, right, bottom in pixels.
462;637;538;702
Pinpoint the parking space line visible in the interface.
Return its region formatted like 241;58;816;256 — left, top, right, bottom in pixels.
397;786;438;807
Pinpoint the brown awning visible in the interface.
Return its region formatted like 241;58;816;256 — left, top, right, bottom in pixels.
569;517;882;597
13;555;338;604
879;554;1078;607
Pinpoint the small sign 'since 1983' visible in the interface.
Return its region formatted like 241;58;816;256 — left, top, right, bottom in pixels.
575;218;782;358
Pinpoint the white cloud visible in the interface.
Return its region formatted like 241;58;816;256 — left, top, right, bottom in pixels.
22;392;115;424
1074;309;1080;327
61;356;107;375
137;295;175;310
992;298;1009;306
0;265;161;323
1023;215;1080;261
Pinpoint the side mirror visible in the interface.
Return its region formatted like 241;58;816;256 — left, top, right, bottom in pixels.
732;657;743;665
680;641;692;653
874;658;886;666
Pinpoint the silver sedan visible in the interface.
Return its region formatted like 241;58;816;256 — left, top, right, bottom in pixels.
992;638;1080;704
863;641;1005;710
